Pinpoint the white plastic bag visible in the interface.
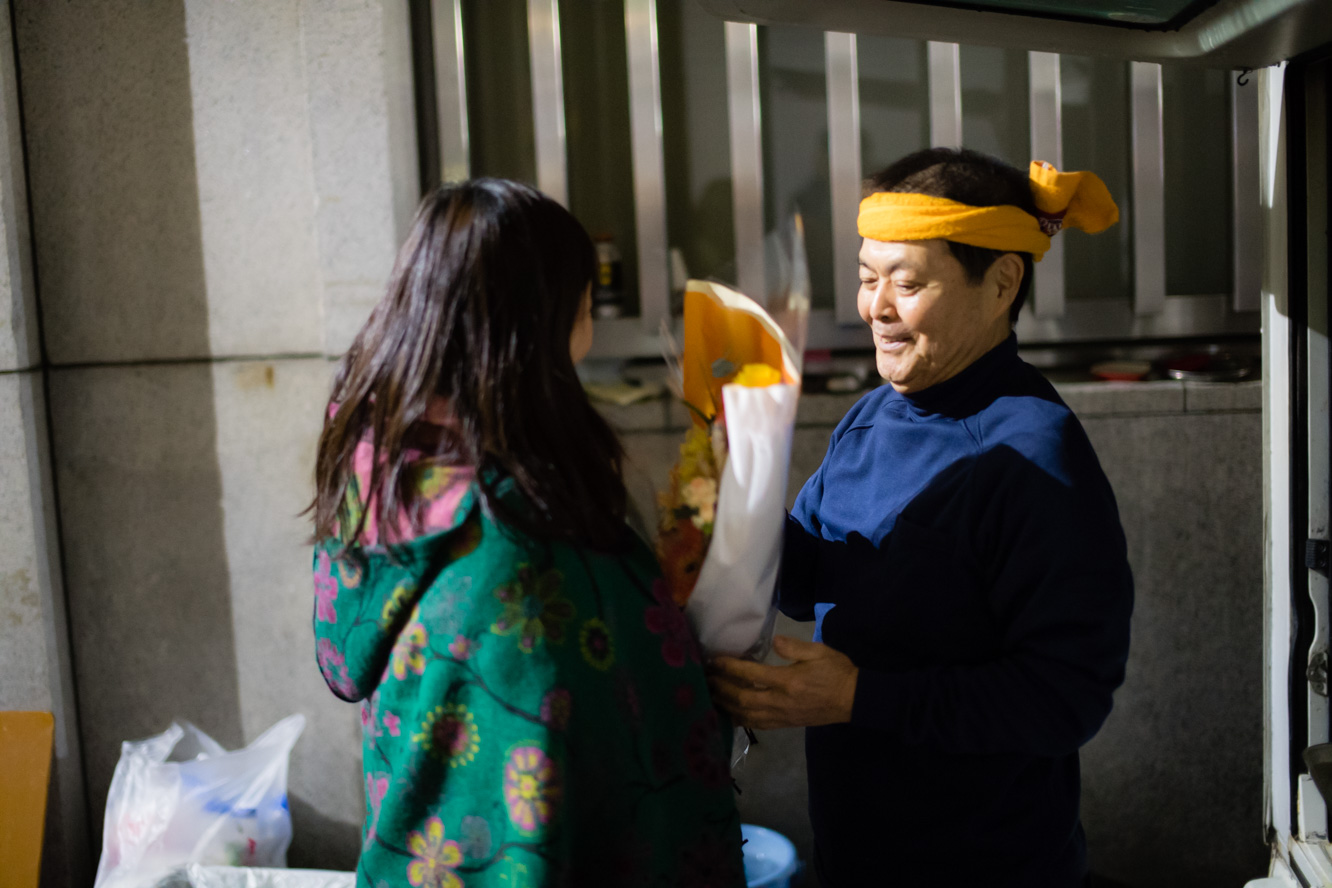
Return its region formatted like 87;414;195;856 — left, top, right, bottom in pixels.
685;381;798;658
94;714;306;888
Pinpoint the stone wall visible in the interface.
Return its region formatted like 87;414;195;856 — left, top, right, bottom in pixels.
1;1;417;877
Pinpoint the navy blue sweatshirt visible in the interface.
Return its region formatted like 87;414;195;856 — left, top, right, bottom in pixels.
782;335;1133;887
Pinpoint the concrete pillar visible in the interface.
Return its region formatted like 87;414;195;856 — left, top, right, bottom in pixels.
0;3;91;884
12;0;419;869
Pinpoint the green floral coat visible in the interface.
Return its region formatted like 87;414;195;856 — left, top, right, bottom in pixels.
312;463;744;888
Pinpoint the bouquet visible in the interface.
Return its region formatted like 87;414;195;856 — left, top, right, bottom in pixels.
657;219;809;664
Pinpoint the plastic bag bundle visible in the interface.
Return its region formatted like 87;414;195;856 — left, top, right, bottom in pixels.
94;715;305;888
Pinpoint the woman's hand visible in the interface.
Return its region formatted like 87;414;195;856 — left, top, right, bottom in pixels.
707;635;859;729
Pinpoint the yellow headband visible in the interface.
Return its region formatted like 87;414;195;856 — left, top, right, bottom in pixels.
856;161;1119;262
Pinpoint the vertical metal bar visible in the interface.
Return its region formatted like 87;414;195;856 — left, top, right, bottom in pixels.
826;32;862;327
927;41;962;148
1130;60;1166;315
625;0;669;333
725;21;765;300
1259;62;1292;844
1028;51;1065;319
1233;75;1262;313
432;0;470;183
1304;63;1330;806
527;0;567;205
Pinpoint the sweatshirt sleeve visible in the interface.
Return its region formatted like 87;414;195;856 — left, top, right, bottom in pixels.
847;439;1134;757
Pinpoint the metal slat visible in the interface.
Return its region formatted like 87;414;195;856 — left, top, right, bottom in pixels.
625;0;669;334
1130;60;1166;315
1232;75;1261;313
527;0;567;205
432;0;470;183
1028;51;1065;319
826;32;862;326
725;21;765;301
927;41;962;148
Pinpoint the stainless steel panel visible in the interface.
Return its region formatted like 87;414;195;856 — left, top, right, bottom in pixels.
432;0;470;182
725;21;765;300
1015;292;1256;343
1130;60;1166;315
927;41;962;148
1232;75;1261;313
625;0;669;334
527;0;567;205
696;0;1332;71
825;31;862;327
1028;50;1065;319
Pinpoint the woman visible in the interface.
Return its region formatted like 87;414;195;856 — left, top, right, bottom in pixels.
310;179;743;887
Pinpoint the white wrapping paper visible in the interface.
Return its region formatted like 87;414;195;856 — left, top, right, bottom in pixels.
685;381;799;658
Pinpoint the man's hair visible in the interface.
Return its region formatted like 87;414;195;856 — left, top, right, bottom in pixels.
865;147;1036;324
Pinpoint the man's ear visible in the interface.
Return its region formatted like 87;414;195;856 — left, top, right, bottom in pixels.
989;253;1024;319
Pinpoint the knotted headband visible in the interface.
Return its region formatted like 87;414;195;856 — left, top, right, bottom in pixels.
856;161;1119;262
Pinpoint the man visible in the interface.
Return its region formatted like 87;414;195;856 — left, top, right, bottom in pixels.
709;147;1133;887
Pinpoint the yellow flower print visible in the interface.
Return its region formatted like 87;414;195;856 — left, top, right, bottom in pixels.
390;618;428;680
405;816;464;888
380;582;417;628
417;464;457;499
490;565;573;654
412;702;479;768
579;618;615;671
503;745;561;835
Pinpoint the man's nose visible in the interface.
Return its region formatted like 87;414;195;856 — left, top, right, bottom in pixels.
869;283;896;320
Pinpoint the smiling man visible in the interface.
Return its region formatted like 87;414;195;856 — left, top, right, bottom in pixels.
709;148;1134;887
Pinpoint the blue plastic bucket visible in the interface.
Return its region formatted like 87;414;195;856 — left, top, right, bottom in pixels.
741;823;800;888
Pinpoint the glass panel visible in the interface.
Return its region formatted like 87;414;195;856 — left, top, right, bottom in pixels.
658;0;735;289
1163;65;1231;296
1060;55;1133;302
857;36;930;180
960;45;1030;167
461;0;536;183
559;0;640;315
909;0;1217;26
759;25;834;309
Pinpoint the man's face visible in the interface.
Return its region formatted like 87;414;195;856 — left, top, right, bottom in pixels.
857;238;1014;394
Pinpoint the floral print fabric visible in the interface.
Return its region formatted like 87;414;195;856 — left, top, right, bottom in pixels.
312;467;743;887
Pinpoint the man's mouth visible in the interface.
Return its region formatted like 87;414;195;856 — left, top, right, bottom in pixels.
873;329;911;352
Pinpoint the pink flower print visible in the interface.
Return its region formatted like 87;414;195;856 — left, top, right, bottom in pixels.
405;816;464;888
539;688;572;731
363;772;389;850
503;745;561;835
674;683;696;711
316;639;357;698
684;708;729;788
680;832;744;888
383;711;401;737
360;696;382;738
615;672;642;726
645;579;700;668
447;635;476;661
314;551;338;623
390;620;429;680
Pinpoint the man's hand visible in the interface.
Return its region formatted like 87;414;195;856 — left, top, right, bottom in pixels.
707;635;859;729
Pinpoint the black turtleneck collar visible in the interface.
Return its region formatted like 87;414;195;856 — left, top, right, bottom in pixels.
894;333;1021;419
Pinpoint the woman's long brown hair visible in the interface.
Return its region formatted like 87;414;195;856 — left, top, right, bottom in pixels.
312;179;628;550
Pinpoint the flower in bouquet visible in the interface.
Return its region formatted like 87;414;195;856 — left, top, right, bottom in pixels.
655;362;784;607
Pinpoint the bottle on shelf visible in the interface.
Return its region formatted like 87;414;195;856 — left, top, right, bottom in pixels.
593;233;624;319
